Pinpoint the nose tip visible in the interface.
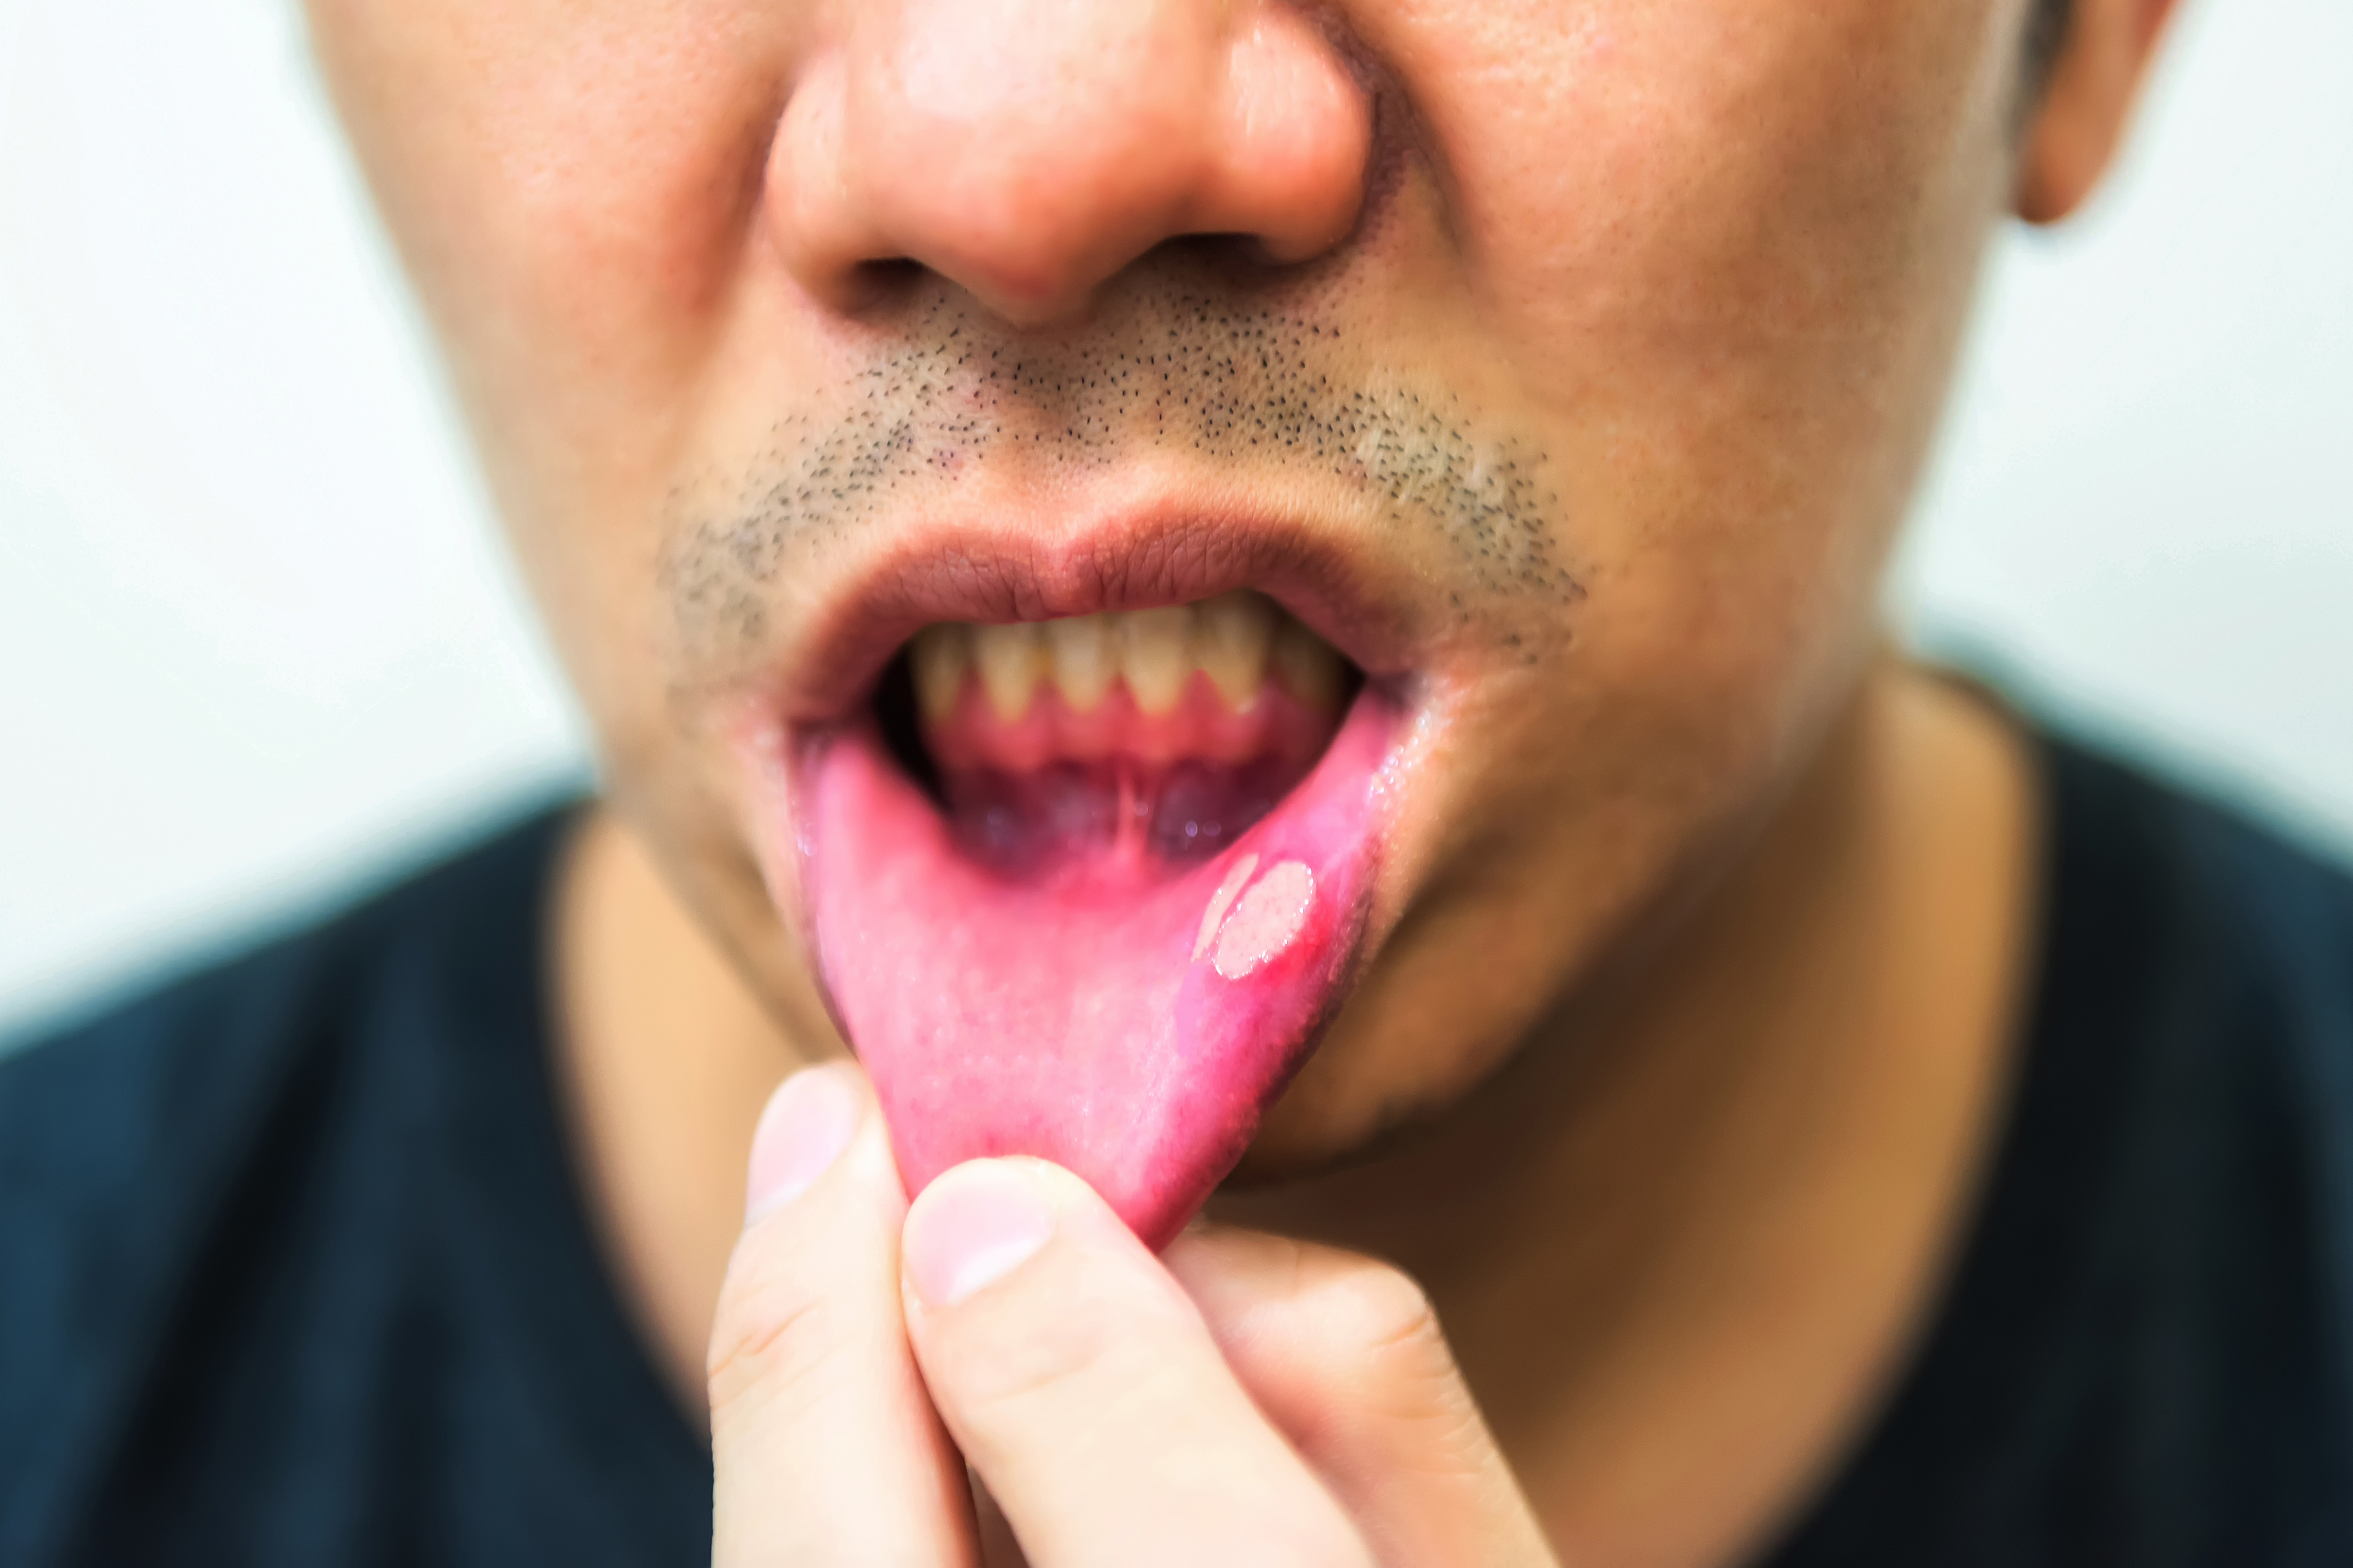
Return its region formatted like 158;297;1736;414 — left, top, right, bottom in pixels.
771;1;1372;326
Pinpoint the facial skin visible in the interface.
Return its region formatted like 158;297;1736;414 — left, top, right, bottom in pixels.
303;0;2177;1557
322;0;2008;1149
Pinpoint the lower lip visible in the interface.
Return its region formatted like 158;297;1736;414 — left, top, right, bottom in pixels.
761;687;1400;1246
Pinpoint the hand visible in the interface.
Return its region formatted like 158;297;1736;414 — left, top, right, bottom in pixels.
709;1063;1557;1566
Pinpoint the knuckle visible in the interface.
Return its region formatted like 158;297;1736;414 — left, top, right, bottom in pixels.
1317;1262;1497;1478
1320;1257;1448;1368
1304;1258;1485;1444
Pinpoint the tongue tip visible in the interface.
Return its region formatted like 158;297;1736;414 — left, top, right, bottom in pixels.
1111;1156;1242;1253
875;1040;1304;1249
882;1121;1235;1252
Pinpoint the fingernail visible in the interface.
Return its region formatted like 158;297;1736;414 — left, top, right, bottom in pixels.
745;1064;860;1224
904;1162;1055;1308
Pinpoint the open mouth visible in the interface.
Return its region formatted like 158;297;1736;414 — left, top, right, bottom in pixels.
789;589;1399;1245
896;593;1357;876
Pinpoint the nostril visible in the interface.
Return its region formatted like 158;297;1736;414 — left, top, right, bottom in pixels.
1156;231;1327;290
856;257;924;286
840;256;929;313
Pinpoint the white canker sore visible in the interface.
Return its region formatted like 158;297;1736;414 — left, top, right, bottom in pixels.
1194;853;1260;962
1211;860;1316;981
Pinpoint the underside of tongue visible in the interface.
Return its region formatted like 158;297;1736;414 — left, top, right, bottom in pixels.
801;693;1388;1248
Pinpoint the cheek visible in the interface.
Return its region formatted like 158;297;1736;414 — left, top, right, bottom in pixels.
1410;0;2009;332
310;0;794;489
1255;0;2016;1144
1397;0;2008;719
307;0;809;734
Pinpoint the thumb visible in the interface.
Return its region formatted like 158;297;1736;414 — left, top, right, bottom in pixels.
1166;1228;1557;1568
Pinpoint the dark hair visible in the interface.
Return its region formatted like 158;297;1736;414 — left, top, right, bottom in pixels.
2025;0;2076;101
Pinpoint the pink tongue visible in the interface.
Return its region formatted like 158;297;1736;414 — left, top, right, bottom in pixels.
801;701;1389;1246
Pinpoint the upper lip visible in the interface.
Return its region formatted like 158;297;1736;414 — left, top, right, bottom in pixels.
759;486;1437;727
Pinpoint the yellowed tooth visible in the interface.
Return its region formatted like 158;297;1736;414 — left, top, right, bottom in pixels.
1194;591;1276;712
1271;616;1345;711
909;624;972;723
1118;605;1193;715
972;621;1044;722
1044;614;1114;712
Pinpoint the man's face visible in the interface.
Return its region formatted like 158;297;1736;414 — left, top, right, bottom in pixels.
307;0;2027;1173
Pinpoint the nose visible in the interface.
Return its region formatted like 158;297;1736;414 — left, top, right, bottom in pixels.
770;0;1373;325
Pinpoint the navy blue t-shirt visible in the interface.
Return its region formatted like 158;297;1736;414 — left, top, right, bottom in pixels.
4;735;2353;1565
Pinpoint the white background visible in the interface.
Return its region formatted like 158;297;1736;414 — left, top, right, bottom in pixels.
2;0;2348;1038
